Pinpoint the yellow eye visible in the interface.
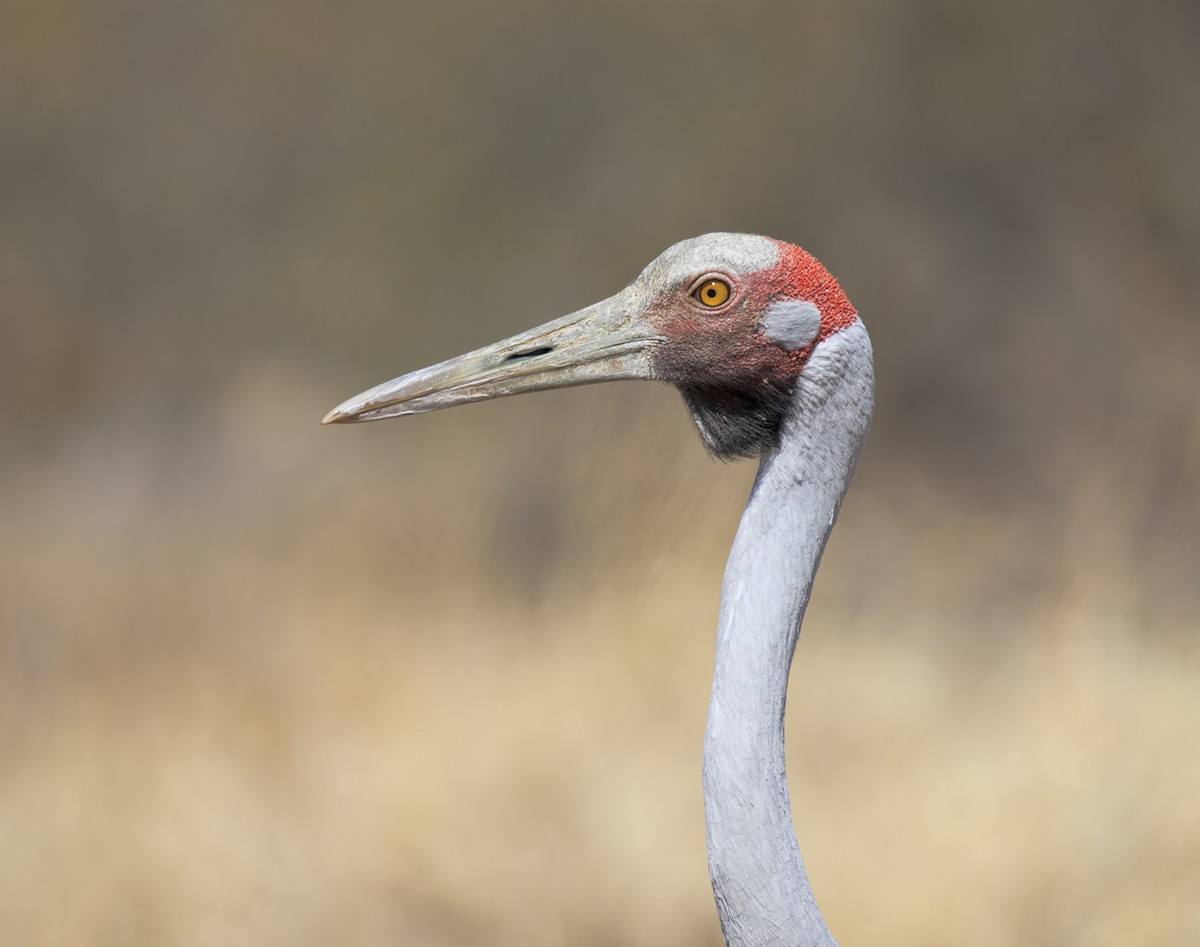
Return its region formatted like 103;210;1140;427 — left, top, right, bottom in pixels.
694;278;731;308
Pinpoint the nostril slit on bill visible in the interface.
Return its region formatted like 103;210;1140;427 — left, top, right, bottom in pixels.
504;346;554;362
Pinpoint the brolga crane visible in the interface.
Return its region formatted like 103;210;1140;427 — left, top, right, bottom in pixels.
324;233;873;947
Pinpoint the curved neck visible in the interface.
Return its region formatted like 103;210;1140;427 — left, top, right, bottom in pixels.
703;321;873;947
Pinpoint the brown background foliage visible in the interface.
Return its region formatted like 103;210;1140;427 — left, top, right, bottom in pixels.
2;0;1198;943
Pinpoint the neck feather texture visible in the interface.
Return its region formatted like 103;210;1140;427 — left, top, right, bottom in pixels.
703;319;873;947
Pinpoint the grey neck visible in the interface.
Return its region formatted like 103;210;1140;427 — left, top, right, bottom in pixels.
702;320;873;947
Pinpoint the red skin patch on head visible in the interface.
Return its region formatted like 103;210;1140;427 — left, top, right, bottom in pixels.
764;240;858;343
649;240;858;387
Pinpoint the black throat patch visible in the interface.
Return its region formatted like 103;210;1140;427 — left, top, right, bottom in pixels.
677;378;798;460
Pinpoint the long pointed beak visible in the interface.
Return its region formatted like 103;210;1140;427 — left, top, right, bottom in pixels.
322;291;662;424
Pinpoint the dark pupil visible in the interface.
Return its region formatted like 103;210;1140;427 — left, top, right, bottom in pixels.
705;287;717;298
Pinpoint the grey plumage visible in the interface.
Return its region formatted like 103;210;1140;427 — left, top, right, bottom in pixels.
325;234;874;946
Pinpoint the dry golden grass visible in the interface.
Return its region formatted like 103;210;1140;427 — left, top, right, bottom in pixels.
2;363;1198;946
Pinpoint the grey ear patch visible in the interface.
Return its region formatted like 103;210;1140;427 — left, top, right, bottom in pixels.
761;299;821;350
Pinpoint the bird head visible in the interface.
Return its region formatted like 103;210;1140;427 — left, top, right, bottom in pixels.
324;233;858;459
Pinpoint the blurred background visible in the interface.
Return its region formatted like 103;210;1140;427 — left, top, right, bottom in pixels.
2;0;1198;943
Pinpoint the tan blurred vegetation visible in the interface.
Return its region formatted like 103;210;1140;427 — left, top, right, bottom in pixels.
2;0;1199;944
